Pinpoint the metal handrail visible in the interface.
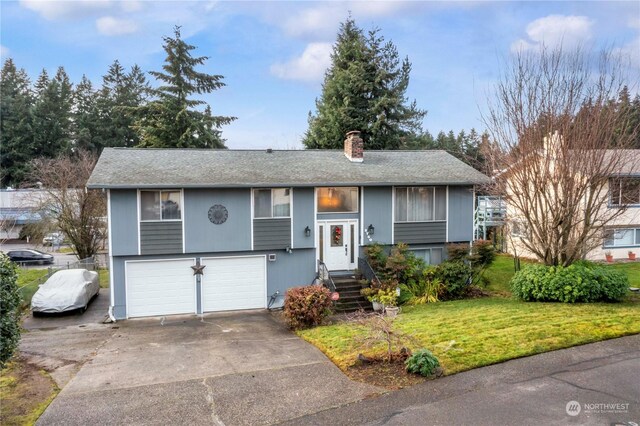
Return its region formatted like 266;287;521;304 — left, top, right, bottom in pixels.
317;260;336;293
358;257;382;288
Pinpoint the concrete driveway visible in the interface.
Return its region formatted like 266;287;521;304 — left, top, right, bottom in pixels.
23;309;381;425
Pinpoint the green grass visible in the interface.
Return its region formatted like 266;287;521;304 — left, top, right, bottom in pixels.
300;254;640;376
299;297;640;375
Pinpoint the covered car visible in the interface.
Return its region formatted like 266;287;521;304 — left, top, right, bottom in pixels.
31;269;100;314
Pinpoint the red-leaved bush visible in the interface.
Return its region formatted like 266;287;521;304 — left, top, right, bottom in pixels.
283;285;333;330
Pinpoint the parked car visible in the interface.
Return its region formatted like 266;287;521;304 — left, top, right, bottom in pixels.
7;249;54;265
31;269;100;314
42;232;64;246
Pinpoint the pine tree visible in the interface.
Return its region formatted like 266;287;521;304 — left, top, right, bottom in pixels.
133;26;235;148
95;60;149;149
303;18;426;149
32;67;73;158
1;59;34;187
73;75;100;151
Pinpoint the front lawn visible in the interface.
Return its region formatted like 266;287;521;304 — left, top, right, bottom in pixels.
299;297;640;381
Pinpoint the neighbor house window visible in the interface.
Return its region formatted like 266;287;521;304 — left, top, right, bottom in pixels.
610;178;640;206
395;187;446;222
254;188;291;218
317;187;359;213
510;221;529;238
140;190;181;221
410;248;443;265
604;227;640;247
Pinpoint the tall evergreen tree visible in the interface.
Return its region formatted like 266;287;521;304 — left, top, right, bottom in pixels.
1;59;34;187
73;75;100;151
303;18;426;149
133;26;235;148
95;60;149;149
32;67;73;158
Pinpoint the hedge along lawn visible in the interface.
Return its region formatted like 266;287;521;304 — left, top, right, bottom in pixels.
298;297;640;376
482;255;640;294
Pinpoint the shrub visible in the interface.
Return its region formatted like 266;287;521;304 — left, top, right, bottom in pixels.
433;261;474;300
1;253;21;368
400;268;442;304
405;349;440;377
510;262;628;303
283;285;333;330
470;240;496;268
446;243;469;262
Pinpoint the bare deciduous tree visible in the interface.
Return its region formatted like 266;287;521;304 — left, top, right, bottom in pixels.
484;46;640;266
29;150;106;259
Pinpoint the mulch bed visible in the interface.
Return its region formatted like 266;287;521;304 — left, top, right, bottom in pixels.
345;352;428;390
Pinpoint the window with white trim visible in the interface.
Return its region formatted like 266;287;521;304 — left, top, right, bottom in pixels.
410;248;443;265
604;227;640;247
253;188;291;218
610;178;640;206
510;221;529;238
395;187;446;222
140;190;181;221
317;187;359;213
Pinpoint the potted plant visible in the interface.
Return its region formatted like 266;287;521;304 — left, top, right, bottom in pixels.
361;287;384;312
629;251;636;261
378;289;400;318
605;251;613;262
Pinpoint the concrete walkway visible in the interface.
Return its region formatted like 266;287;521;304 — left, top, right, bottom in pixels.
28;311;381;425
283;334;640;426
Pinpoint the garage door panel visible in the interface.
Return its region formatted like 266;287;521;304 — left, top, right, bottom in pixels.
127;259;196;318
202;256;266;312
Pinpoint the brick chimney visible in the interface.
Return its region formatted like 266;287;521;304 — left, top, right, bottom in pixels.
344;130;364;163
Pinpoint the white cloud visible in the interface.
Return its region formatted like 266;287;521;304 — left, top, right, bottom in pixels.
96;16;138;36
270;42;333;82
0;45;9;59
614;36;640;69
511;15;594;52
20;0;112;20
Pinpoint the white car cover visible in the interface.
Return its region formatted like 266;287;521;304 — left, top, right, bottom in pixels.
31;269;100;313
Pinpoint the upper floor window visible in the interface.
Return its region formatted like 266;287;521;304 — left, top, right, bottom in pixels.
254;188;291;218
140;190;181;221
610;177;640;206
317;187;359;213
395;187;446;222
604;227;640;247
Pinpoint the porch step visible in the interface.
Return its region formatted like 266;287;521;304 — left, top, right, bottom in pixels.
332;277;372;312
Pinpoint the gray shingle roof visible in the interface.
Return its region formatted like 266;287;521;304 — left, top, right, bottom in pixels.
87;148;491;189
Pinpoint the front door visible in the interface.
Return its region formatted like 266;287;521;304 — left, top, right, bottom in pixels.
318;221;357;271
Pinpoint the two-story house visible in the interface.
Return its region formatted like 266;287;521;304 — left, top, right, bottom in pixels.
87;131;490;319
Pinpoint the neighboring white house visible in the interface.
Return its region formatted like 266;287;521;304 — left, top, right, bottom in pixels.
503;134;640;262
0;189;49;240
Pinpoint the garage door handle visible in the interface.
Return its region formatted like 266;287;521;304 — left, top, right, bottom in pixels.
345;245;348;255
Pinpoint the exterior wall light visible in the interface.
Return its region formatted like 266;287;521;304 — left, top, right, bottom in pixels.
367;224;375;235
305;226;311;237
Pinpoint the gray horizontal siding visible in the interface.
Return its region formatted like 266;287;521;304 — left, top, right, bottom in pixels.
253;218;291;250
140;221;183;255
394;222;446;244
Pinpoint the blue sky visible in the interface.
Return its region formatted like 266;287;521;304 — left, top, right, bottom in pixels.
1;1;639;149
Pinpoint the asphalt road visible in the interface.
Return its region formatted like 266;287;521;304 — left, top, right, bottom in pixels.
283;334;640;426
0;242;83;268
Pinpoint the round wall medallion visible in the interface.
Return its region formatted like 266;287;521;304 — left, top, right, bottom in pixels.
208;205;228;224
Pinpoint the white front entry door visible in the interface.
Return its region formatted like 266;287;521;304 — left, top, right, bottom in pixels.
319;221;357;271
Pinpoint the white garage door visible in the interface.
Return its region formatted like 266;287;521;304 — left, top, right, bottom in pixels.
201;256;266;312
126;259;196;318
